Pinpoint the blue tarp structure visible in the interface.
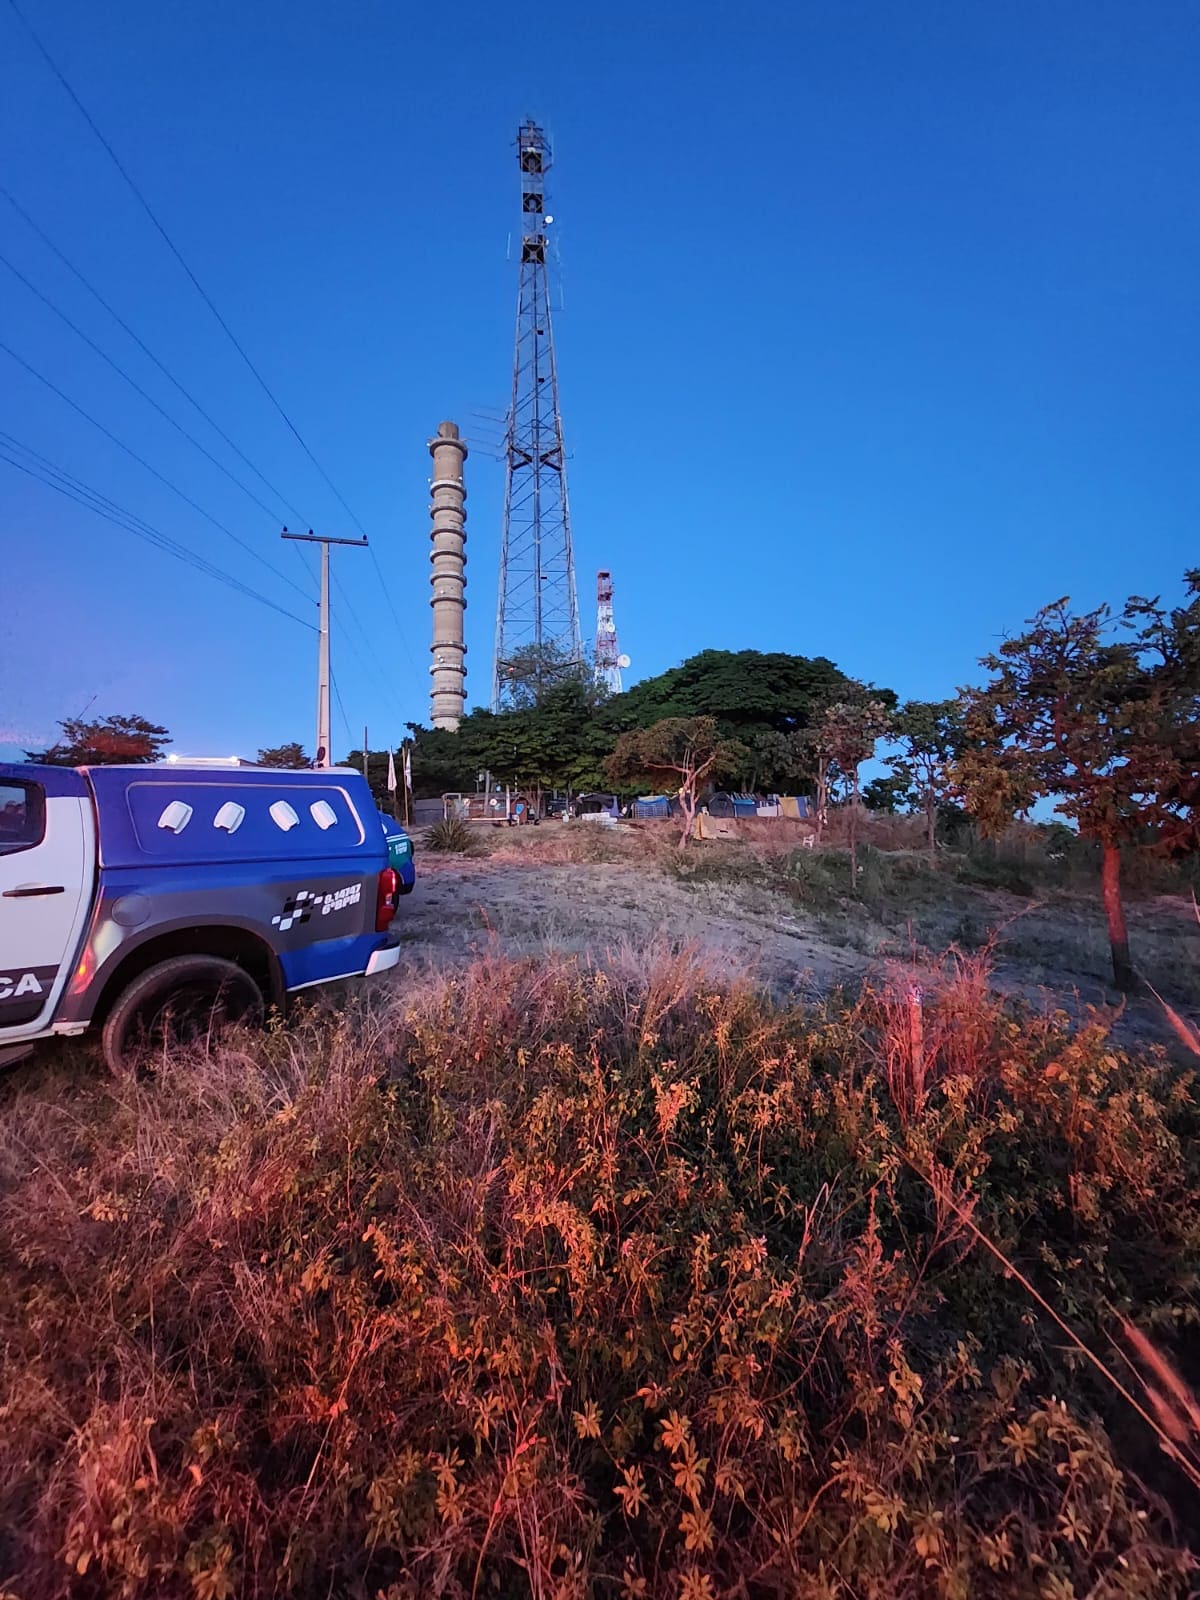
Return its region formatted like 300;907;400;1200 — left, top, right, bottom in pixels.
632;795;670;819
577;792;620;818
707;792;758;819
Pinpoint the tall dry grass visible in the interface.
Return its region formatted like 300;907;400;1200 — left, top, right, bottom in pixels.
1;952;1198;1597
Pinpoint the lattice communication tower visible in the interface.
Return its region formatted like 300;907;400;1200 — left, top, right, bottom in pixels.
492;120;583;709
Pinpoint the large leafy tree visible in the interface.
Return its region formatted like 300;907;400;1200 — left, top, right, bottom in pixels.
257;742;310;769
889;699;966;862
955;573;1200;991
27;713;170;766
479;679;610;796
406;679;609;802
408;649;884;805
605;716;745;849
599;649;869;743
405;722;483;799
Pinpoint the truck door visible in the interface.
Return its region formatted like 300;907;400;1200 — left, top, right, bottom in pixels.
0;768;93;1037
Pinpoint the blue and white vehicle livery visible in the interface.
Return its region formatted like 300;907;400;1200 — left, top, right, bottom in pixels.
0;760;404;1072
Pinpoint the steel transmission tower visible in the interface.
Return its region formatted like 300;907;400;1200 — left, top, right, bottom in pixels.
492;120;583;709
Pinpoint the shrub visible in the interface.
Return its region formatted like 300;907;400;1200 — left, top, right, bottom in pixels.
424;814;479;853
1;954;1198;1597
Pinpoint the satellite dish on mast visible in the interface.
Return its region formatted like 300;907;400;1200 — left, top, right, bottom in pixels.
617;654;631;670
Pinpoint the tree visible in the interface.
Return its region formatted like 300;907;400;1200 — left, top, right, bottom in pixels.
817;700;892;882
954;573;1200;991
495;641;595;711
599;649;881;752
605;717;745;849
481;678;611;798
862;772;915;814
786;678;879;844
27;713;170;766
257;742;310;769
738;727;828;795
408;648;887;806
890;699;965;862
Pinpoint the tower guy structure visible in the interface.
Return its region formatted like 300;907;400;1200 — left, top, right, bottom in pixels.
594;569;629;696
492;119;583;710
428;421;468;730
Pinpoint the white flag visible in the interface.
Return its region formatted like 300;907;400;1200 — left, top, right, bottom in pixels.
386;749;397;792
402;746;412;791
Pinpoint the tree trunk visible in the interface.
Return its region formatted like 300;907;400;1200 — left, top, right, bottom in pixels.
925;789;937;864
678;781;696;850
1101;844;1136;992
849;770;859;884
816;757;829;845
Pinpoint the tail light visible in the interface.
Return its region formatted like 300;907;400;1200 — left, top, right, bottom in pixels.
375;868;399;931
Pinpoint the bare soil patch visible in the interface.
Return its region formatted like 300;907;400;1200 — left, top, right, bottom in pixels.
394;826;1200;1051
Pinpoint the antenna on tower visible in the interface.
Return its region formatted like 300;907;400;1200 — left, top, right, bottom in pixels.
595;569;628;696
492;120;583;710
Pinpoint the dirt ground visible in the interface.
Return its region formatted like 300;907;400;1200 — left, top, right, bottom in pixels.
389;828;1200;1051
395;852;866;992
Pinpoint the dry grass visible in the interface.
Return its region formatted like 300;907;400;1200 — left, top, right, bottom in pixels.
472;820;1200;1008
2;948;1200;1598
485;819;678;868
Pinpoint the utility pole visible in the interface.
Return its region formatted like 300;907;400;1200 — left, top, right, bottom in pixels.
281;527;367;769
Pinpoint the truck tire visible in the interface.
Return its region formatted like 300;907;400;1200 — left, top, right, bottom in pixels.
102;955;265;1076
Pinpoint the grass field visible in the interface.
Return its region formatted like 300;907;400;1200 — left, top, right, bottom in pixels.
2;825;1199;1597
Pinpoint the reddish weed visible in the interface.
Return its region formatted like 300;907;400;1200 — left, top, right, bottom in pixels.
0;953;1197;1597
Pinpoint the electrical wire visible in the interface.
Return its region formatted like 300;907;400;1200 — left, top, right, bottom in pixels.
330;671;354;751
367;542;421;679
0;247;315;572
331;570;411;724
0;429;307;623
5;0;418;699
0;186;321;600
0;431;314;628
0;184;311;529
6;1;400;569
0;338;312;602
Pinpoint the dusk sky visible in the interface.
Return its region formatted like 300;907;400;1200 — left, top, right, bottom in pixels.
2;0;1197;762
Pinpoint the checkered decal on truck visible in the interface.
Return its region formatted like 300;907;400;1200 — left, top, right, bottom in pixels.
272;890;318;933
271;883;363;933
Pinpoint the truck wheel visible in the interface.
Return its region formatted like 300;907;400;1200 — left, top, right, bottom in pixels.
102;955;265;1075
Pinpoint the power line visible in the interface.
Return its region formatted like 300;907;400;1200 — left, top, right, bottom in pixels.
0;183;320;600
6;0;369;534
0;183;311;530
367;542;420;679
0;338;312;602
0;321;397;723
0;431;314;628
0;247;316;582
330;571;412;728
5;0;417;692
330;671;353;750
0;429;310;624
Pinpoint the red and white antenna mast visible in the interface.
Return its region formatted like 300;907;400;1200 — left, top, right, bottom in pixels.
595;569;629;695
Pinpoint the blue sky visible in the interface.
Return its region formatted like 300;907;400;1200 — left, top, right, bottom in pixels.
2;0;1197;762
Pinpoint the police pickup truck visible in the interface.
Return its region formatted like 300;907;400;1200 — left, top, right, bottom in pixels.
0;760;405;1073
